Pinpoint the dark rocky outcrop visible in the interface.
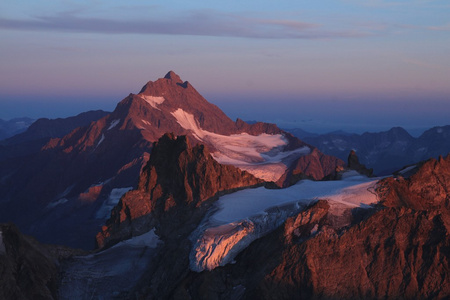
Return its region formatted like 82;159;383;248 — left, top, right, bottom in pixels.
276;147;345;187
347;149;374;176
0;224;60;300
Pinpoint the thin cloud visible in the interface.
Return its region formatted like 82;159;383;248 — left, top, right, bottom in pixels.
0;10;375;39
427;24;450;31
402;57;441;69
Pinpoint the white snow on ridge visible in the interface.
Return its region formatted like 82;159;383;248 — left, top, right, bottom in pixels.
190;173;380;272
139;94;165;110
96;187;133;219
107;119;121;130
171;108;311;181
399;165;417;175
96;134;105;148
47;198;69;209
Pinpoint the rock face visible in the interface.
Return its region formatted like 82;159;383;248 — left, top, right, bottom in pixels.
277;147;345;187
0;224;59;300
347;149;373;176
96;133;263;248
378;155;450;210
257;207;448;299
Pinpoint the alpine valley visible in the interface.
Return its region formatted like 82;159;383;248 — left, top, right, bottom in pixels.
0;72;448;300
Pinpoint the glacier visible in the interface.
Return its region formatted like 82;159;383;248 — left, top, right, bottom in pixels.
171;108;311;181
189;172;379;272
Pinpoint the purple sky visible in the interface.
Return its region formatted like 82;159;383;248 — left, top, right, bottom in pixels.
1;0;449;134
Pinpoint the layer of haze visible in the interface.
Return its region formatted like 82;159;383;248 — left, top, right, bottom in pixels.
1;0;449;134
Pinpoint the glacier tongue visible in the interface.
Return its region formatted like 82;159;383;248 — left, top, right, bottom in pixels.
190;202;306;272
189;173;380;272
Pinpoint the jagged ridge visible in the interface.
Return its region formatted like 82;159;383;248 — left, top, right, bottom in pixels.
96;133;263;248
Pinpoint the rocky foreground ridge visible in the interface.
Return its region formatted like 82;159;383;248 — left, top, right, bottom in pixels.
164;156;449;299
92;139;448;299
1;143;449;299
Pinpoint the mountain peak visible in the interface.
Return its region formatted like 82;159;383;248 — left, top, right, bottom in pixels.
164;70;182;83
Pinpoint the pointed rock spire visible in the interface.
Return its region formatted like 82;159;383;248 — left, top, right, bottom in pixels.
164;71;183;83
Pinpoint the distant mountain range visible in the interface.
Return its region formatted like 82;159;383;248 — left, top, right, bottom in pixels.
286;126;450;175
0;117;35;140
0;110;109;161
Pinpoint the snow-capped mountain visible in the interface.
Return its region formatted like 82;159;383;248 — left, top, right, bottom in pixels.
0;71;342;249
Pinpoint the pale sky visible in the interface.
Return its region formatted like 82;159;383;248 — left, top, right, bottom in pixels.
1;0;449;134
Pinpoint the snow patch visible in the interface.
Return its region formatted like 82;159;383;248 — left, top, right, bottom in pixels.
142;120;151;126
139;94;165;110
47;198;69;209
399;165;417;174
59;229;161;299
171;108;311;181
96;187;133;219
107;119;120;130
190;173;379;271
437;128;443;133
96;134;105;148
0;231;5;255
310;224;319;236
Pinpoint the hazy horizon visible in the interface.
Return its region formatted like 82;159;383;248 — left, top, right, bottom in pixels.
1;84;447;137
1;1;449;136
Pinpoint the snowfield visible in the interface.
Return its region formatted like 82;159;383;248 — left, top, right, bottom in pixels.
59;229;161;299
171;108;311;181
107;119;121;130
139;94;165;109
96;133;105;148
190;172;380;271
